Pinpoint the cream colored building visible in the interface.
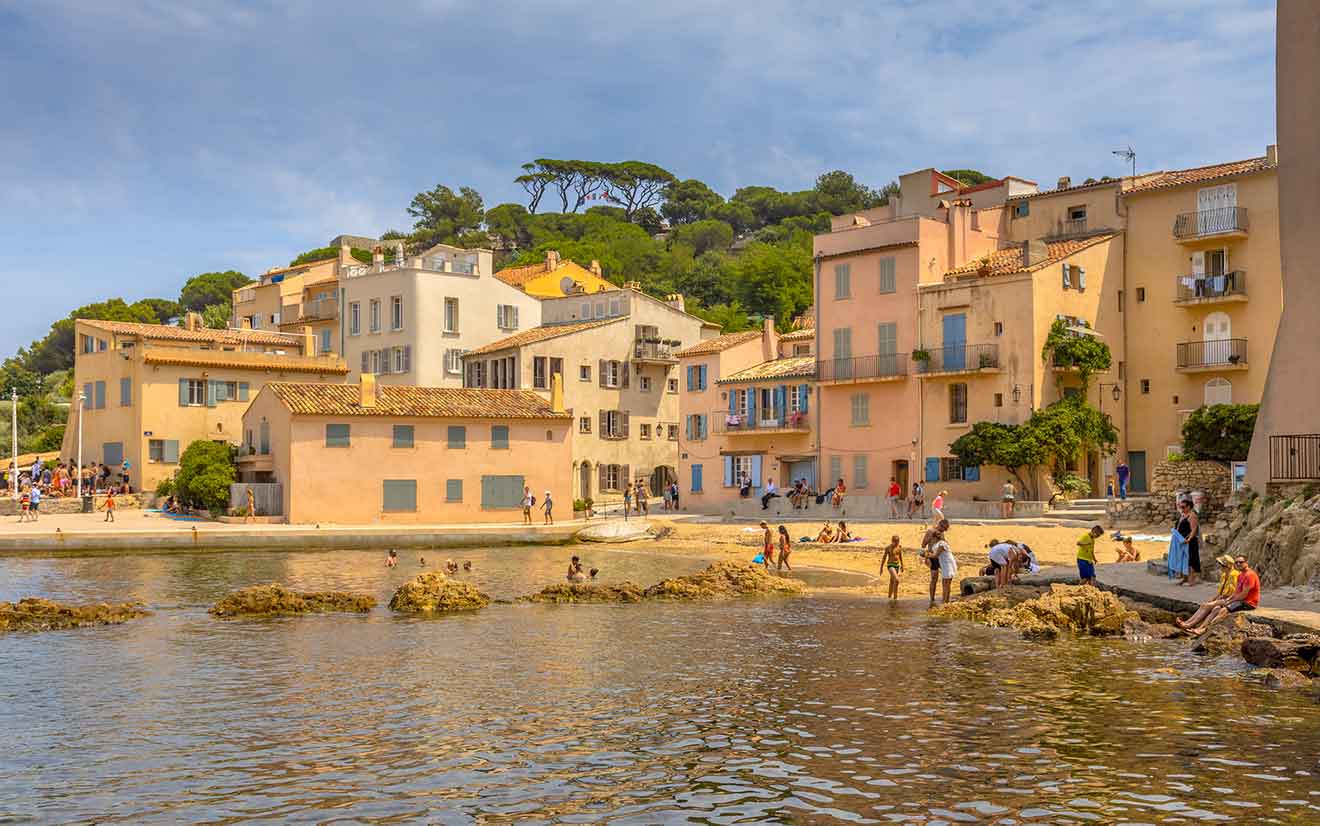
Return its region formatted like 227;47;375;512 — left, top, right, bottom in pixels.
463;288;717;501
61;316;348;493
232;255;340;335
239;376;572;524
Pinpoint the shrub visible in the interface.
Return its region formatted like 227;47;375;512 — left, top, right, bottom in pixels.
1052;472;1091;500
155;477;175;497
1041;319;1111;388
573;498;594;512
174;441;236;515
1181;403;1258;462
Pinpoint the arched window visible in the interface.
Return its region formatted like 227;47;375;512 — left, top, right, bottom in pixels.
1205;378;1232;407
579;461;592;498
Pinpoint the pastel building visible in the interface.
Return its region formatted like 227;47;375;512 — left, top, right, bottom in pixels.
677;320;816;510
493;249;616;298
463;287;715;501
62;316;348;492
239;375;572;524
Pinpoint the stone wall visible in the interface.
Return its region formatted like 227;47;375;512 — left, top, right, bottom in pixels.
1151;460;1232;521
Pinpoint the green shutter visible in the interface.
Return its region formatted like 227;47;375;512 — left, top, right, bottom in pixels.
238;382;249;401
120;378;132;407
393;425;414;449
491;425;509;449
382;479;417;512
448;425;466;449
445;479;463;502
163;440;180;463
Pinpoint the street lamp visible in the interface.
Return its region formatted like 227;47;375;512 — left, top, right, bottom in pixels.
76;391;86;499
1099;382;1121;412
9;388;16;501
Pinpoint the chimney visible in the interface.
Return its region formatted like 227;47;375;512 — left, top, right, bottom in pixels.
301;325;315;355
337;243;354;268
1022;239;1049;267
550;372;565;414
183;311;202;331
762;316;778;361
665;293;686;313
239;317;252;330
589;259;602;278
947;201;970;269
545;249;561;271
359;373;377;409
1266;144;1278;165
1056;176;1071;190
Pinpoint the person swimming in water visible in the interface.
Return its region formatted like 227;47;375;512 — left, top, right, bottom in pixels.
386;549;398;568
463;560;472;571
567;555;588;583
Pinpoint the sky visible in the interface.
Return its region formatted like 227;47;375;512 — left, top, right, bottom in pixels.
0;0;1277;357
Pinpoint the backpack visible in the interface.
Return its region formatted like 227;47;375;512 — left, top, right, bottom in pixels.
529;495;536;507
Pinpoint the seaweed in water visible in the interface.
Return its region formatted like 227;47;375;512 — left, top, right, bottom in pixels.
388;572;491;613
210;583;376;618
0;598;150;633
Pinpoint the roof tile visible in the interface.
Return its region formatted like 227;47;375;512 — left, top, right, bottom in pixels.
267;383;569;419
675;330;762;358
944;233;1118;279
142;351;348;374
718;356;816;384
1125;156;1276;194
464;318;622;356
80;319;305;348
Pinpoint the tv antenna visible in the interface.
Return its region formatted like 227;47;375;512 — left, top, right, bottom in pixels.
1112;146;1136;177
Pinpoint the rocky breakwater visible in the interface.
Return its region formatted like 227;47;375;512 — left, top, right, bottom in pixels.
933;583;1177;641
520;561;804;604
0;598;149;632
389;572;491;613
210;584;376;618
1203;490;1320;588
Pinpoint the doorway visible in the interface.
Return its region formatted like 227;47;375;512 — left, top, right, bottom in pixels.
579;462;591;499
649;465;675;495
1128;451;1148;493
892;459;909;498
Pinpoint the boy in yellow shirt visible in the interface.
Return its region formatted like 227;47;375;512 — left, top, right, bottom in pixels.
1077;524;1103;584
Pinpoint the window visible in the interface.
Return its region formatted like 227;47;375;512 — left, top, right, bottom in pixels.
830;456;843;484
690;463;703;493
369;299;381;333
605;464;622;491
1062;263;1072;289
834;263;851;299
533;356;548;389
850;392;870;425
1013;201;1029;218
667;377;678;393
148;439;180;463
594;302;605;319
441;297;460;333
120;378;132;407
602;410;627;438
1205;378;1232;406
609;298;621;316
382;480;417;512
686;364;708;391
878;257;896;294
392;347;406;373
640;376;652;392
994;392;1003;408
550;358;563;386
390;296;403;330
180;378;205;406
349;302;361;335
497;304;519;330
949;383;968;424
392;425;414;449
446;479;463;503
603;360;620;388
579;416;592;434
994;321;1003;337
481;475;526;508
1140;379;1150;394
1068;205;1087;222
445;349;467;375
319;329;332;353
853;455;869;489
667;424;679;441
640;423;652;440
370;350;381;375
733;455;754;485
580;364;591;382
686;414;707;440
491;425;509;449
1136;287;1146;303
580;301;591;319
794;344;811;356
325;424;351;447
941;456;963;482
447;425;467;449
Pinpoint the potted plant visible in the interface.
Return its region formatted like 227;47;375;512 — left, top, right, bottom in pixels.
978;351;996;369
911;348;931;373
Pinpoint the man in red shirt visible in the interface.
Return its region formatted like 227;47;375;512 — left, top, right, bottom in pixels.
887;477;902;519
1181;555;1260;634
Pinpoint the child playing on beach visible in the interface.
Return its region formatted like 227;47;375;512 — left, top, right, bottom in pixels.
1077;524;1103;584
920;519;951;606
931;490;947;522
1115;536;1141;563
776;526;792;572
542;490;554;525
882;535;903;600
930;530;956;605
18;489;30;522
567;555;587;583
100;490;116;522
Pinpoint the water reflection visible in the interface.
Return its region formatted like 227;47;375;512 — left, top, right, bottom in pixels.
0;548;1317;823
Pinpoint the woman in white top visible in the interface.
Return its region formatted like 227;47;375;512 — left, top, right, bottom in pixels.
932;532;957;605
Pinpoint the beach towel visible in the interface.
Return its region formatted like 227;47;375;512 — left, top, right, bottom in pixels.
753;554;765;564
1167;530;1190;580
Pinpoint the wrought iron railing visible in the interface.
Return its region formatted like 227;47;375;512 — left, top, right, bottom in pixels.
1270;435;1320;481
1174;270;1247;302
914;343;1000;373
300;297;338;321
713;410;811;434
816;353;906;382
1173;206;1248;239
633;342;678;361
1046;218;1088;239
1176;338;1247;368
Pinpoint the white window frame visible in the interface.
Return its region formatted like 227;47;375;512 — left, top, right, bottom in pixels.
392;347;405;373
443;297;459;333
369;299;381;333
186;379;205;406
390;295;404;331
640;376;652;392
604;360;620;388
605;464;621;491
733;455;753;485
667;377;678;393
533;356;548;389
605;410;623;438
580;364;592;382
445;349;467;375
640;423;651;440
579;416;592;434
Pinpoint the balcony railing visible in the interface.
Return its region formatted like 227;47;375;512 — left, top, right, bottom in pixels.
1046;218;1088;239
1173;207;1248;240
342;256;479;279
1176;338;1247;369
633;341;678;362
301;297;339;321
1270;435;1320;481
915;343;1000;374
816;353;907;382
714;409;811;435
1174;271;1247;303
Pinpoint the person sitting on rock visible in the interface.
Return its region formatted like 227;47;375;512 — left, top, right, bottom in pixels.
1178;555;1259;634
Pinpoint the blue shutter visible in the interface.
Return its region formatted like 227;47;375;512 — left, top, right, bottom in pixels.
750;455;763;488
774;385;786;418
747;388;757;422
445;479;463;502
238;382;249;402
700;414;708;439
799;384;810;414
963;465;981;482
206;380;218;408
179;379;189;406
925;457;941;483
691;463;703;493
491;425;509;449
163;440;180;463
120;378;132;407
94;381;106;409
723;456;733;487
685;416;691;440
699;365;708;389
729;389;737;416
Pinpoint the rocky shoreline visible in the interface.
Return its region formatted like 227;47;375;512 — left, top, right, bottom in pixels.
0;598;149;632
389;572;492;613
520;561;804;604
210;584;376;617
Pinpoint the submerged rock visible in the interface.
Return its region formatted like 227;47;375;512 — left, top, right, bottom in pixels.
1240;634;1320;676
0;597;149;633
643;560;805;600
1189;613;1275;657
933;584;1136;641
1118;596;1183;627
389;572;490;613
210;584;376;617
1249;667;1313;689
519;582;647;604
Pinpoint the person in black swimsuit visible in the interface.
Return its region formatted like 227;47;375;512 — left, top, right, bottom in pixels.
1176;499;1201;586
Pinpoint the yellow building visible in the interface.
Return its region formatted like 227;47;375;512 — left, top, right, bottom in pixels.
61;315;348;493
493;250;615;298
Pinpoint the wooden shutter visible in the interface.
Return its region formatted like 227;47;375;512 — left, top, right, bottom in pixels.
621;411;630;437
723;456;733;487
621;464;630;487
403;345;411;372
685;415;691;440
599;359;607;387
361;351;369;373
621;361;630;388
686;365;694;390
925;457;940;483
599;464;607;491
206;380;217;408
599;410;608;437
799;383;810;413
750;455;762;488
238;382;249;401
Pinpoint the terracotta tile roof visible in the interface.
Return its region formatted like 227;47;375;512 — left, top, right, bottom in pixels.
779;328;815;343
675;330;762;358
142;351;349;374
944;233;1119;279
464;318;623;356
1125;156;1276;195
266;383;570;419
790;306;814;330
262;257;336;277
718;355;817;384
79;319;305;348
494;258;599;289
1007;177;1121;200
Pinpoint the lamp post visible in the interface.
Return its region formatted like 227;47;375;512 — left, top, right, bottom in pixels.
9;388;16;500
76;391;86;499
1098;382;1121;414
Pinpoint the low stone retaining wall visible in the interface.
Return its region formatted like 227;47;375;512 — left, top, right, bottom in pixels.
725;494;1045;521
0;493;146;517
1108;497;1170;525
1152;459;1231;521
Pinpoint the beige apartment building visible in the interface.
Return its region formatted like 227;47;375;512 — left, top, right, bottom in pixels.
463;287;717;501
61;316;348;493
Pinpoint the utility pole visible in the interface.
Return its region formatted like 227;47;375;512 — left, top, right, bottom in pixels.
76;391;85;499
9;388;16;500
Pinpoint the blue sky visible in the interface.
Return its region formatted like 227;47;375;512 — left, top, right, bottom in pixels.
0;0;1276;357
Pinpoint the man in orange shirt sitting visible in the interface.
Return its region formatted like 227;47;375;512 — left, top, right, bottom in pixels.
1178;555;1260;634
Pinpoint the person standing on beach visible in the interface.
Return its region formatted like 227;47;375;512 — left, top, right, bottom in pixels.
1175;499;1201;586
909;481;924;518
921;519;950;606
622;485;632;520
1116;459;1130;500
931;490;947;522
1077;525;1103;585
887;477;901;518
670;481;679;512
760;521;773;569
928;529;957;605
882;535;903;599
542;490;554;525
521;486;534;525
1000;480;1015;519
246;487;257;523
27;484;40;521
776;525;793;572
100;489;116;522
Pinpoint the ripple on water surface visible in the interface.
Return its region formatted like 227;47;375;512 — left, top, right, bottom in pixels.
0;546;1318;823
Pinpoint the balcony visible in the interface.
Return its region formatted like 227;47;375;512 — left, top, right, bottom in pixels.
301;297;339;321
1173;207;1249;243
237;445;273;472
816;353;908;384
1173;271;1247;305
915;343;1001;377
633;341;678;364
713;409;811;436
1176;338;1248;372
1045;218;1089;239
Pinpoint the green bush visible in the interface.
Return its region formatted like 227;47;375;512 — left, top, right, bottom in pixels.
289;246;375;267
1052;472;1092;500
1181;403;1258;462
573;497;594;512
174;441;236;515
155;477;175;497
1041;319;1111;388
